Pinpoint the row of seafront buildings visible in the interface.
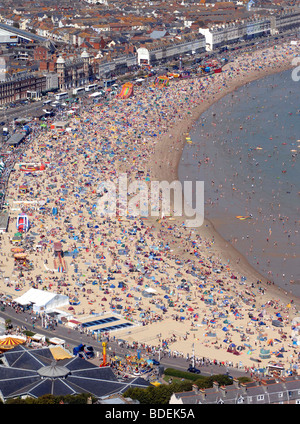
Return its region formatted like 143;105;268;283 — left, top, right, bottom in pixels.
170;375;300;405
0;8;299;105
124;9;300;66
198;9;300;51
64;8;300;78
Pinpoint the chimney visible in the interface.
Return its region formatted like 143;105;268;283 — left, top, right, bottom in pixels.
260;380;268;393
213;381;219;391
198;388;206;402
240;383;248;395
219;386;227;397
232;378;240;389
192;384;199;394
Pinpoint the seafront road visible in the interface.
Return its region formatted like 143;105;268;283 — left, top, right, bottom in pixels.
0;307;247;379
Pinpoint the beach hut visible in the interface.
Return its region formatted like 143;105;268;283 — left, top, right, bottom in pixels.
12;233;22;244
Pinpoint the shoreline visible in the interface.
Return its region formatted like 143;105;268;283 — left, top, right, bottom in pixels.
150;60;300;310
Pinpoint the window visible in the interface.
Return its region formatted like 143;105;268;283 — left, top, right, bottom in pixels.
257;395;264;401
278;393;283;398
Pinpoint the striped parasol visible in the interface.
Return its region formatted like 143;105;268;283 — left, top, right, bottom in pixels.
11;248;24;253
0;336;26;351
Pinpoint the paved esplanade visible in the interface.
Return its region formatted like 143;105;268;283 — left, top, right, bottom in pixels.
0;306;247;378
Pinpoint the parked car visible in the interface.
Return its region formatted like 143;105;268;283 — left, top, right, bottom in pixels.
151;359;160;365
187;366;201;374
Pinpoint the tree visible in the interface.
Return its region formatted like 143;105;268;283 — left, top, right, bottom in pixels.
35;394;57;404
200;374;234;388
124;381;193;404
5;393;97;404
6;398;28;404
5;319;12;329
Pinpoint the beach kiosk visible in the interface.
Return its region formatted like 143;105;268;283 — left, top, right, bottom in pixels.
16;213;29;233
50;121;69;132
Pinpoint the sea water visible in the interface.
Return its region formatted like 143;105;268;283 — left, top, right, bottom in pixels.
178;70;300;297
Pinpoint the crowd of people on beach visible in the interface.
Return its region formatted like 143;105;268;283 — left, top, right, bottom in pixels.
0;39;299;372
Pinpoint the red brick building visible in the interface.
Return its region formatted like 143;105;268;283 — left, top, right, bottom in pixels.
0;74;46;105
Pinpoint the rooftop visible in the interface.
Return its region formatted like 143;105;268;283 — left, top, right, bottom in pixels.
0;344;150;400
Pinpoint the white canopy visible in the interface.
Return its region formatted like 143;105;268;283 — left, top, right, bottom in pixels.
49;337;65;346
14;288;69;313
89;91;102;98
144;287;157;294
31;333;46;342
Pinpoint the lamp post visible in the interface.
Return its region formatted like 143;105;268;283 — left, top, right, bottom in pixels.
192;343;195;368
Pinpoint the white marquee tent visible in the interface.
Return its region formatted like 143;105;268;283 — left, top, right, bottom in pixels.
14;288;69;313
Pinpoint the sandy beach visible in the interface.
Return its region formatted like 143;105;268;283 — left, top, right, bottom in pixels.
0;41;299;372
